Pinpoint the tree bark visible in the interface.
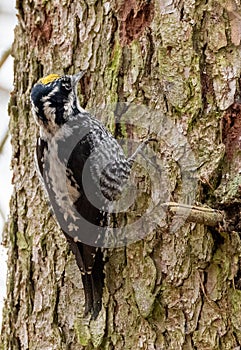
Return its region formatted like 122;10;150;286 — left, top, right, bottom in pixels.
1;0;241;349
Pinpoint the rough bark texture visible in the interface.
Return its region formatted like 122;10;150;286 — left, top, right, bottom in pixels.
1;0;241;349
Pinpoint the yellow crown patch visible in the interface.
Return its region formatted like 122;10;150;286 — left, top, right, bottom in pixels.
39;74;60;85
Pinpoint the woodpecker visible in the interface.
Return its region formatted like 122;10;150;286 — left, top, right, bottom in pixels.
30;72;148;319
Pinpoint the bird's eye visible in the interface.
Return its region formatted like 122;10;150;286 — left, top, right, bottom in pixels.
63;82;72;90
62;78;72;91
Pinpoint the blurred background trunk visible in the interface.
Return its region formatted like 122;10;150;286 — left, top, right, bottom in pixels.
1;0;241;349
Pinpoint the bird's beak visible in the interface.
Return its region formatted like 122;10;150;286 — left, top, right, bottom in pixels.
72;71;86;86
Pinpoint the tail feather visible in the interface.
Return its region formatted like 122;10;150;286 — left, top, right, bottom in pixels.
81;274;93;316
90;248;105;319
64;233;105;319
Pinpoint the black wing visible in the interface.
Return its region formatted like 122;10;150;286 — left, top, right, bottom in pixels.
36;136;106;318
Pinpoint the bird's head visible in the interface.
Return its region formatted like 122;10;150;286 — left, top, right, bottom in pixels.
30;72;85;132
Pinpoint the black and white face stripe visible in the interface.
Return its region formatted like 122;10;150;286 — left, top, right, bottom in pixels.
30;75;77;130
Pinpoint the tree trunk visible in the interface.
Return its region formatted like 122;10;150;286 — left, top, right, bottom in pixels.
1;0;241;349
